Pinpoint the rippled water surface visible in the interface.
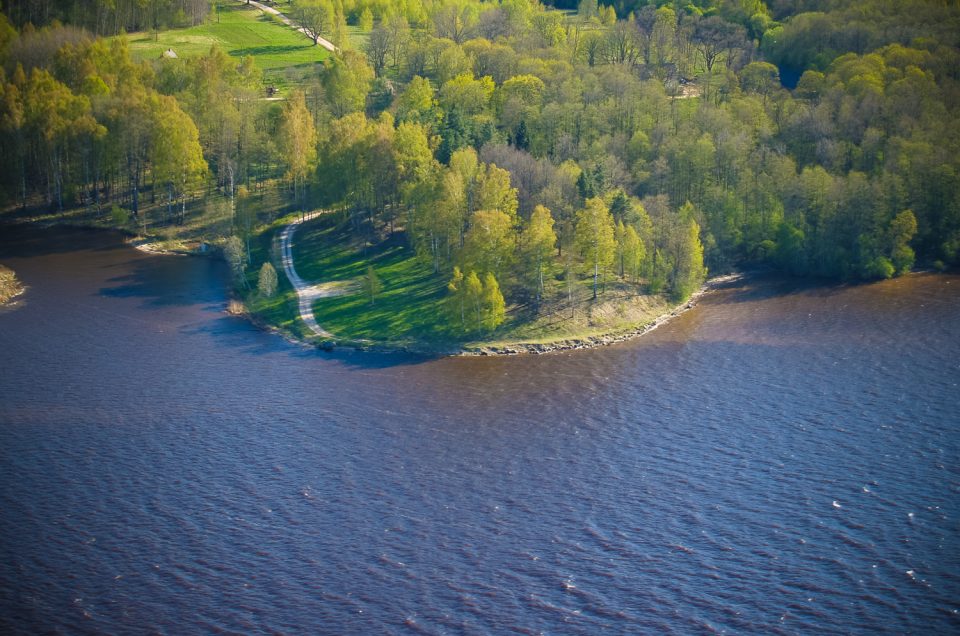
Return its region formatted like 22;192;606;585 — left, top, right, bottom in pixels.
1;226;958;634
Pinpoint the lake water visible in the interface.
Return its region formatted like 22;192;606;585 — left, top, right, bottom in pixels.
1;225;958;634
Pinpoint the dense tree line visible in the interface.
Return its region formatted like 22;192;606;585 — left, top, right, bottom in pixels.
0;13;288;230
4;0;210;35
306;0;958;299
2;0;959;334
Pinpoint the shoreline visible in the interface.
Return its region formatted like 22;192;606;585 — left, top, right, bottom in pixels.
264;214;741;358
1;216;737;357
455;274;741;356
254;274;740;358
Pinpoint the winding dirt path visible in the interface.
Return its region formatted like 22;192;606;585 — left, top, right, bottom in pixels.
237;0;338;53
279;212;347;339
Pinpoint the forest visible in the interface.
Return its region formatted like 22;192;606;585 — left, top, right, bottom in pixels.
1;0;958;341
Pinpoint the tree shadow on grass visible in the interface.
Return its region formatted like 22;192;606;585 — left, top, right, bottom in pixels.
230;44;316;57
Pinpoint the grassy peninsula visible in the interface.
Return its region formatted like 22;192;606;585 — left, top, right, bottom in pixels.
257;211;684;353
2;0;959;354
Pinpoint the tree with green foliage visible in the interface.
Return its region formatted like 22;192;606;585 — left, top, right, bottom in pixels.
620;223;645;283
670;203;707;301
575;197;616;299
464;269;483;331
150;94;206;224
481;272;505;331
258;262;278;298
20;68;103;213
446;266;466;328
223;236;247;287
355;7;372;30
888;210;918;276
322;51;374;117
522;204;556;306
277;91;318;212
396;76;438;130
473;163;518;219
291;0;334;46
462;209;516;281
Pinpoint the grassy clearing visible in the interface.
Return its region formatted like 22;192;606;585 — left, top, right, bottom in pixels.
125;3;328;72
345;25;369;51
294;214;452;345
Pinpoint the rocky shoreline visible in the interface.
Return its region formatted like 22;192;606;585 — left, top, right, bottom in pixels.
456;274;742;356
286;273;742;358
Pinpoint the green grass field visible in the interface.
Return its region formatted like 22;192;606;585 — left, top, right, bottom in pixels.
126;3;328;72
293;215;453;345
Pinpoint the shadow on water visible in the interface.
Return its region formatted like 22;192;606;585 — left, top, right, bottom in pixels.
177;303;445;368
714;272;851;305
99;256;227;308
0;223;132;258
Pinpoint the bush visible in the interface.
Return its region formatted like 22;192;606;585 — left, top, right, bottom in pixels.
110;204;130;227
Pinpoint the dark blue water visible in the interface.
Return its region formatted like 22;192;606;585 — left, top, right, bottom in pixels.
1;226;958;634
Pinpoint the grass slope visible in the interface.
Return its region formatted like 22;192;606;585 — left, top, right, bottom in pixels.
295;215;451;344
126;3;328;72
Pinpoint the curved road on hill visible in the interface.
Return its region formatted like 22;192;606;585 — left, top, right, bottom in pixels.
279;212;345;339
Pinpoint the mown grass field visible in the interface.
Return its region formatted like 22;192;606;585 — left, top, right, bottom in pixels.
126;3;328;73
293;214;452;345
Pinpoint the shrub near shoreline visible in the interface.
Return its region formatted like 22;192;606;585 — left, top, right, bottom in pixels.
0;265;24;304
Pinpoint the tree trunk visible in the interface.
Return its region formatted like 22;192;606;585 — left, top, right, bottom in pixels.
593;260;598;299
